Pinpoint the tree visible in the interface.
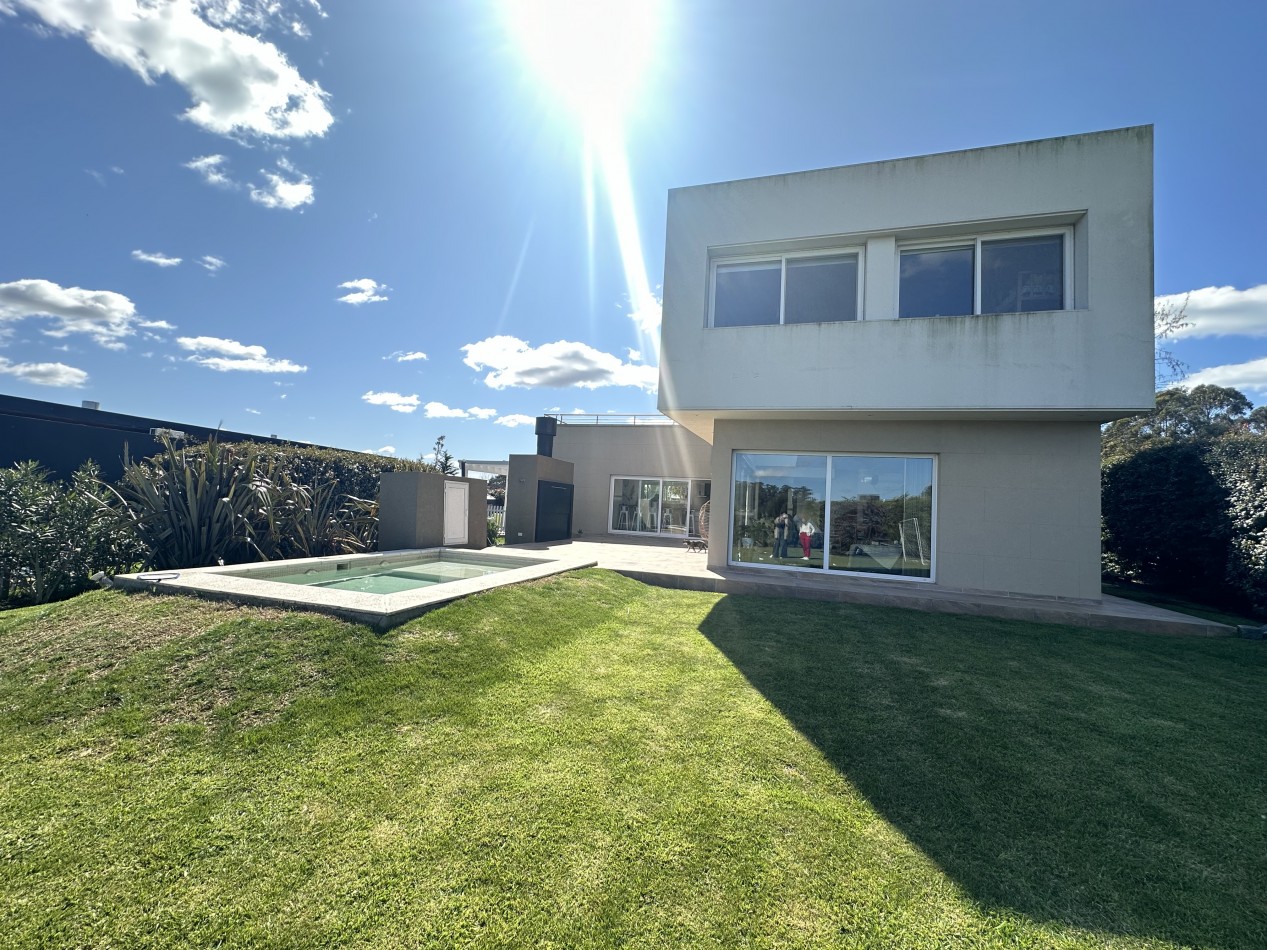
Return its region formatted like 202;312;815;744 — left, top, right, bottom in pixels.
487;473;507;504
1154;295;1191;387
428;435;458;476
1101;384;1253;464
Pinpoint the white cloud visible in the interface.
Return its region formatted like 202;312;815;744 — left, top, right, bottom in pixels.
626;347;642;362
0;356;89;387
338;278;388;305
494;413;536;428
177;335;306;373
1163;285;1267;339
628;295;662;335
185;153;234;188
244;407;261;414
249;157;313;210
0;278;140;347
138;319;175;329
362;391;419;413
462;335;659;392
385;350;427;362
421;402;503;420
199;255;226;273
1185;358;1267;395
361;444;396;456
132;249;182;267
8;0;332;140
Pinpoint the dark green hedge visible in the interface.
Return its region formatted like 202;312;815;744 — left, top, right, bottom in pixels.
149;442;430;501
1102;434;1267;613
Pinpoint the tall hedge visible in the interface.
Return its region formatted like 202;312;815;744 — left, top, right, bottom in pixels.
153;442;430;501
1102;433;1267;613
1204;435;1267;613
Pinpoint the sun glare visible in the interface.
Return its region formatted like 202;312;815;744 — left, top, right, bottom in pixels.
503;0;662;123
502;0;666;360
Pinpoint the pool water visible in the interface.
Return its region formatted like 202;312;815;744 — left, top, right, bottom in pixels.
227;555;518;595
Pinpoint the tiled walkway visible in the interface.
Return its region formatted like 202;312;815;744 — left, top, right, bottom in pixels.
509;534;1234;638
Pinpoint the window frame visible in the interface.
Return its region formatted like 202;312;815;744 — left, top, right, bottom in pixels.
708;245;866;328
896;226;1072;319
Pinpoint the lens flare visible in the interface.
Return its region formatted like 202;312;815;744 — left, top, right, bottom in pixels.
503;0;665;358
503;0;662;123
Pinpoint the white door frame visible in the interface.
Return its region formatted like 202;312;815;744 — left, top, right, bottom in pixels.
443;480;469;546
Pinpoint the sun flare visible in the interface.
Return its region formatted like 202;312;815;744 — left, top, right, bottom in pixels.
502;0;662;123
502;0;666;358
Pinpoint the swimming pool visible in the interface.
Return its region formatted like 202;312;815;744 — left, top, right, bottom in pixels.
113;548;596;630
225;550;528;595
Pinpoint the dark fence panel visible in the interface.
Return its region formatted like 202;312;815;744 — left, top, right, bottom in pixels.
0;394;318;482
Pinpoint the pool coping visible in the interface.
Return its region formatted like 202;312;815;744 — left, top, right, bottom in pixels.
112;548;598;630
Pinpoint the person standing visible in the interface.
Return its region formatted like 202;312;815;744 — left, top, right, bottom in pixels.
773;512;789;559
799;516;816;560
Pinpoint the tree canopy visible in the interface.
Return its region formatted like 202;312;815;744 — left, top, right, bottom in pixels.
1101;384;1263;464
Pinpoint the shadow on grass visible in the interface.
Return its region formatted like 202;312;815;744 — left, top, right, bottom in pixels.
698;595;1266;950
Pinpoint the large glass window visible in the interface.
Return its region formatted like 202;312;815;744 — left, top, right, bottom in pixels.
785;255;859;324
610;477;709;537
980;234;1064;314
711;250;861;327
827;456;932;578
731;452;935;580
898;246;974;318
900;231;1067;319
731;454;827;567
713;261;781;327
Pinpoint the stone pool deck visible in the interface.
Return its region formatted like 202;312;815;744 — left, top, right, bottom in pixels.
509;534;1234;638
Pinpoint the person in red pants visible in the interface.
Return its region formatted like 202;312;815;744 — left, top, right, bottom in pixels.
799;517;816;560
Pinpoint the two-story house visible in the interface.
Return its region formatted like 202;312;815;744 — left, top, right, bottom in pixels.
548;127;1154;602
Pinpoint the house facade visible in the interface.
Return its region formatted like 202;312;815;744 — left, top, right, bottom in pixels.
547;127;1154;602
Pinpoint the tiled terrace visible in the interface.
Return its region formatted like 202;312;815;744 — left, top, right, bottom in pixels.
507;534;1234;638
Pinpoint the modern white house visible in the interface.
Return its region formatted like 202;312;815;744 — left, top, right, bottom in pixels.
541;127;1155;602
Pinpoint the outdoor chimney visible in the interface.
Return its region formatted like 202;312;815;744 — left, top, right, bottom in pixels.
535;415;557;457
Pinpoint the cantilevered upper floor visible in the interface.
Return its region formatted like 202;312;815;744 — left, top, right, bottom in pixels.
657;126;1155;441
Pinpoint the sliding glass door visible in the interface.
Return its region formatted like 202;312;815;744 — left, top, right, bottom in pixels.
730;452;934;580
610;477;710;537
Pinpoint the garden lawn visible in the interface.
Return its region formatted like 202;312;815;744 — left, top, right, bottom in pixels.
0;570;1262;949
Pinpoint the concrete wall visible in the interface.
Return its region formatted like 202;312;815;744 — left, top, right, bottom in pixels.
378;472;488;551
659;127;1155;440
552;423;713;536
707;418;1103;601
504;454;575;544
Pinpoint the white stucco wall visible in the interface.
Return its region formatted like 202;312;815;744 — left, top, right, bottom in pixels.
658;127;1155;441
707;419;1104;601
552;423;713;536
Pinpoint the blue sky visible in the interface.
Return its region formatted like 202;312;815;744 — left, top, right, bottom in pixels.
1;0;1264;464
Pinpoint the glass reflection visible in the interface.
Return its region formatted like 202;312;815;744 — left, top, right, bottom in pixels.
731;454;827;569
828;456;932;578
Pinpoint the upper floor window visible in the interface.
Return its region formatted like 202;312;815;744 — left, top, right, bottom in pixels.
711;249;862;327
899;231;1068;319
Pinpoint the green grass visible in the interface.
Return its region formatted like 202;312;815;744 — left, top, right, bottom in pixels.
0;571;1263;949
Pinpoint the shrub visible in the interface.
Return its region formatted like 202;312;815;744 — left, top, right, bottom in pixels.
168;442;428;502
101;439;394;570
1204;435;1267;613
1102;433;1267;614
99;439;263;570
0;461;140;606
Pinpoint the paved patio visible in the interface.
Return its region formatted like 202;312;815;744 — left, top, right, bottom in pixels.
508;534;1235;638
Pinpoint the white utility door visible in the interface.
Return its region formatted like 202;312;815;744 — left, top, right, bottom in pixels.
443;480;469;545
